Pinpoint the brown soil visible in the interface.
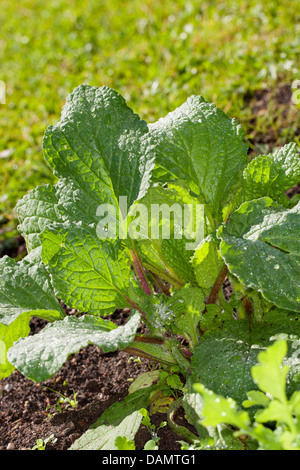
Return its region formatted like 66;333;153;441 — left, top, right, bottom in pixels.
0;310;187;450
0;82;299;451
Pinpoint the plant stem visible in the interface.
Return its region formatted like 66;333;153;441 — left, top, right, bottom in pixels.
207;264;229;305
133;334;165;345
143;261;183;290
150;272;171;296
167;398;199;444
130;247;152;296
169;339;192;375
124;296;146;317
242;296;253;317
204;204;216;232
152;239;185;286
123;346;176;366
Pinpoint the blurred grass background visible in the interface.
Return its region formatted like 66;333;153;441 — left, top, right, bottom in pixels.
0;0;299;234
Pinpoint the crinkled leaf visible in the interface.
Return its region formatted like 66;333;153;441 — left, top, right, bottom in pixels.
69;386;154;450
71;410;142;451
194;383;250;429
218;197;300;312
169;285;205;347
0;312;31;379
191;314;300;405
160;238;196;284
40;223;133;315
0;250;64;325
15;184;62;251
0;308;60;380
16;178;105;252
0;250;64;379
192;234;224;297
126;184;204;284
251;339;289;403
43;85;155;217
241;143;300;207
7;312;140;382
149;95;248;221
16;85;157;254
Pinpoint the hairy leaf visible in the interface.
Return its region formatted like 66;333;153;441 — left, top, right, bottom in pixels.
15;184;62;251
149;96;249;221
43;84;155;217
191;313;300;405
8;312;141;382
192;234;224;298
69;386;154;450
126;183;203;285
218;197;300;312
40;223;134;315
241;143;300;207
0;250;64;325
0;313;31;379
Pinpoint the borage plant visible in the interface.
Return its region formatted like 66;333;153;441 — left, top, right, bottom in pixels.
1;85;300;450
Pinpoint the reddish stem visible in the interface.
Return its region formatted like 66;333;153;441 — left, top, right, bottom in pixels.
131;248;152;296
207;265;229;305
151;272;171;296
242;296;253;317
133;334;165;345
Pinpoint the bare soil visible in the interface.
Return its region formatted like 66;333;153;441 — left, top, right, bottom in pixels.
0;310;186;450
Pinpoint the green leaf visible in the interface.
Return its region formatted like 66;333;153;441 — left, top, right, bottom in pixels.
166;373;183;390
0;249;65;379
169;285;205;347
114;436;136;450
15;184;62;251
7;312;141;381
149;95;249;222
241;143;300;207
251;340;289;403
255;400;293;427
191;235;224;297
40;223;134;315
72;410;142;451
69;386;154;450
241;423;284;450
126;183;204;284
43;84;155;217
182;379;211;439
242;390;270;409
191;316;300;405
15;178;106;252
218;197;300;312
0;245;64;375
16;85;157;257
128;370;161;394
0;312;30;379
144;439;159;450
0;251;64;325
193;383;250;429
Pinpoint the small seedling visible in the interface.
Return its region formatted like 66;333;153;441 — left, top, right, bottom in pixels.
31;434;57;450
140;408;167;449
44;386;78;414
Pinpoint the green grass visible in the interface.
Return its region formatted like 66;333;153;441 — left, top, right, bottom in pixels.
0;0;299;223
